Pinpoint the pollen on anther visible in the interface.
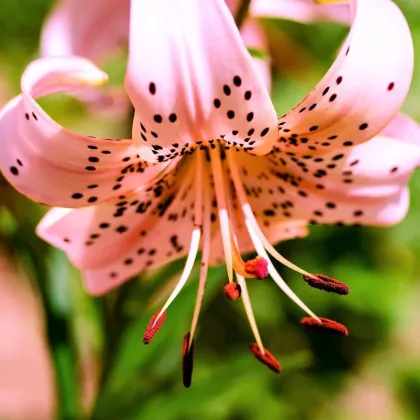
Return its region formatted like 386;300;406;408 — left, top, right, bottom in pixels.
300;317;348;336
249;343;281;373
182;332;194;388
244;256;268;279
143;309;167;344
223;283;241;300
303;274;349;295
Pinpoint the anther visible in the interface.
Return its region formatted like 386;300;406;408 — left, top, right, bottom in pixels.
223;283;242;300
143;308;167;344
245;256;269;279
300;317;348;336
182;332;194;388
249;343;281;373
303;274;349;295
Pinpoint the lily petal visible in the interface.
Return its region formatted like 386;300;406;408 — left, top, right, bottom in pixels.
275;0;413;155
125;0;277;161
38;167;195;295
0;57;173;207
241;18;272;92
41;0;130;117
241;114;420;227
41;0;129;61
251;0;350;24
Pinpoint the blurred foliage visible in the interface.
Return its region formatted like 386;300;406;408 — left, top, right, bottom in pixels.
1;0;420;419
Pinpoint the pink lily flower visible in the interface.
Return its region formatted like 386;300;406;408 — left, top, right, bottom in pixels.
0;0;418;381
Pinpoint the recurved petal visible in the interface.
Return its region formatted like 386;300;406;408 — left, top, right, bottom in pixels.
125;0;277;162
41;0;129;62
40;0;131;116
38;164;195;295
243;114;420;227
0;57;174;208
251;0;350;24
274;0;413;156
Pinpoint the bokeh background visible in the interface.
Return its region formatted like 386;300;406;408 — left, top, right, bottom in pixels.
1;1;420;419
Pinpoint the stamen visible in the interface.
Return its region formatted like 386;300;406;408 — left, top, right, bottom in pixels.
143;308;167;344
249;343;281;373
226;151;320;321
188;161;211;350
226;151;315;279
182;332;194;388
245;219;320;321
244;256;268;279
303;274;350;295
153;228;201;325
237;274;265;353
223;282;242;300
301;317;349;336
209;146;234;283
153;155;205;325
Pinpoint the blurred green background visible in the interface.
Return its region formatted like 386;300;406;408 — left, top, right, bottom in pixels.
1;1;420;419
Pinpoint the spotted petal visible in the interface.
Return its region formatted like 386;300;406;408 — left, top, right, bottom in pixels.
275;0;413;156
0;57;175;208
240;114;420;227
38;165;195;295
125;0;278;162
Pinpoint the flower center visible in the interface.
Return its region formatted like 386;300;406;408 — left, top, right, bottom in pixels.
144;142;349;385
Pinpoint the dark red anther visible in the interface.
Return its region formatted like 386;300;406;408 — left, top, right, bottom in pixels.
182;332;194;388
249;342;281;373
245;256;269;279
303;274;349;295
301;317;348;336
143;309;167;344
223;283;242;300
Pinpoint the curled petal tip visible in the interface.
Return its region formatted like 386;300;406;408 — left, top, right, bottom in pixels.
303;274;350;295
249;343;281;373
64;71;108;88
244;256;268;279
301;317;348;336
223;283;242;300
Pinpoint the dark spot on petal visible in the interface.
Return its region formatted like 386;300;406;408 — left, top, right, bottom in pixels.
233;76;242;87
223;85;231;96
227;110;235;119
